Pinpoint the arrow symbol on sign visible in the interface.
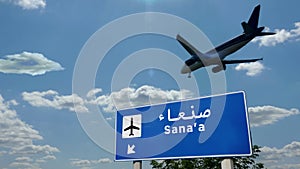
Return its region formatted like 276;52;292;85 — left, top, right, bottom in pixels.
127;144;136;154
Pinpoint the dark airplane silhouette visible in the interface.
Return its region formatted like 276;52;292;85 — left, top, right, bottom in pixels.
124;118;140;136
178;5;275;78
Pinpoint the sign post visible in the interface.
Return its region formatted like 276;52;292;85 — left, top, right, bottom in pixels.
115;91;252;161
133;160;142;169
221;159;234;169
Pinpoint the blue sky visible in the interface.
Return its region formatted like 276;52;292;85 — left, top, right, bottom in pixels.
0;0;300;169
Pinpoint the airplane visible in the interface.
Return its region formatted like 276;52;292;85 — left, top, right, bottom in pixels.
124;117;140;136
177;5;275;78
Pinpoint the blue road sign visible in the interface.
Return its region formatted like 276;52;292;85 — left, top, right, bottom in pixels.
115;91;252;161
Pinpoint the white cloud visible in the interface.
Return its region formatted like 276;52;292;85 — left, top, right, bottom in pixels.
0;94;59;169
87;85;194;113
23;85;193;114
249;105;300;127
259;141;300;169
86;88;103;99
235;61;265;76
0;150;7;156
0;97;43;149
70;158;112;168
22;90;89;113
9;161;41;169
0;0;46;10
14;156;33;162
70;159;91;167
10;144;59;155
40;155;56;160
252;22;300;47
94;158;112;163
35;155;56;163
10;156;41;168
0;51;64;76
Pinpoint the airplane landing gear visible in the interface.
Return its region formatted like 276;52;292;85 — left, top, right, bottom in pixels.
188;73;191;78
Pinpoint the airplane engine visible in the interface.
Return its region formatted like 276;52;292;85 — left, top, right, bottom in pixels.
212;64;226;73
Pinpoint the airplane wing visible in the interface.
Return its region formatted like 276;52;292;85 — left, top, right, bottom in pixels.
124;126;130;131
131;126;139;130
176;34;205;57
124;125;140;131
222;58;262;64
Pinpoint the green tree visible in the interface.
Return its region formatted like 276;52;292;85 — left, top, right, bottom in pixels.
151;145;265;169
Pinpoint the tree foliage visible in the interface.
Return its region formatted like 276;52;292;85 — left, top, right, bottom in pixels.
151;145;265;169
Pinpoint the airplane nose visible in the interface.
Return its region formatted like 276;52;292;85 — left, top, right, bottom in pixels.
181;64;191;74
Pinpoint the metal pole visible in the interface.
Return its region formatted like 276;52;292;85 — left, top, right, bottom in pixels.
133;160;142;169
221;158;234;169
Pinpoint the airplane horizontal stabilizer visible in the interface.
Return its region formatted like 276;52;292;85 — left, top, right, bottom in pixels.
222;58;262;64
257;32;276;36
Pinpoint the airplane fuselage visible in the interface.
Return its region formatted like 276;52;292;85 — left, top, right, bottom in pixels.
181;33;255;73
213;34;254;59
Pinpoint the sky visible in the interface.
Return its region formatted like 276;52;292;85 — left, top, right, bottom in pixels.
0;0;300;169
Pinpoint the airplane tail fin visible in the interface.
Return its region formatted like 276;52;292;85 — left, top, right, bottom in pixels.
241;21;255;35
241;5;275;36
